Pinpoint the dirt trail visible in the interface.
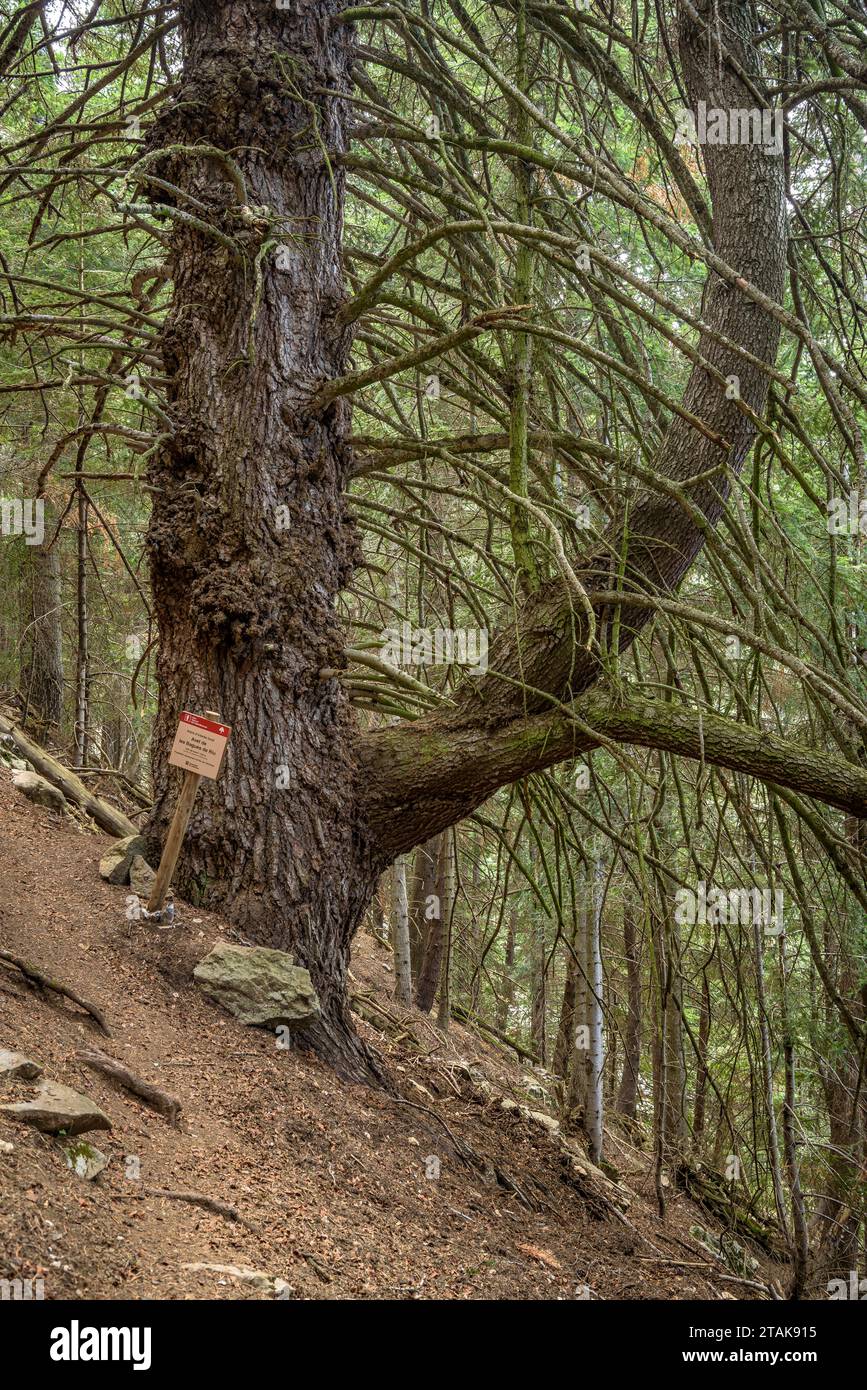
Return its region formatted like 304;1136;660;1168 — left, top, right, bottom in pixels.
0;768;780;1299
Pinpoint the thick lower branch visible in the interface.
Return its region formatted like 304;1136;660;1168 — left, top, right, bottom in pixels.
359;693;867;856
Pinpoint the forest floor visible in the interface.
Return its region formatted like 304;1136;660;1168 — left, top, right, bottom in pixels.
0;765;788;1301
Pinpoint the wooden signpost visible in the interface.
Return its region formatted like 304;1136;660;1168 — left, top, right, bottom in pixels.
146;710;231;918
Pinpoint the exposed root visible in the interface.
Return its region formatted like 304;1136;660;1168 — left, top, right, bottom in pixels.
76;1048;182;1126
0;948;110;1035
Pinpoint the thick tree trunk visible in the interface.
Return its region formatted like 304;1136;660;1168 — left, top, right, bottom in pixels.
144;0;380;1080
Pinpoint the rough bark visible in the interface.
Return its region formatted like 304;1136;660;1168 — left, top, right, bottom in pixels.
360;693;867;854
144;0;379;1079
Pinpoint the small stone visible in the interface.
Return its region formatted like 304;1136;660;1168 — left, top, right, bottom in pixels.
11;770;65;813
129;855;157;898
99;834;148;885
0;1049;43;1082
526;1109;560;1137
0;1139;13;1154
0;1080;111;1136
56;1137;108;1180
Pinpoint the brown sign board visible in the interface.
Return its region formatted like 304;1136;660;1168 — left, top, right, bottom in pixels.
168;711;231;779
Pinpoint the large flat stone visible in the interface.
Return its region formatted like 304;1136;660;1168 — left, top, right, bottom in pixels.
0;1080;111;1136
193;941;320;1030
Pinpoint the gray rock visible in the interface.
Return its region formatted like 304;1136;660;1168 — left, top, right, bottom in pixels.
193;940;320;1030
11;770;65;813
57;1137;108;1180
0;1049;43;1082
0;1139;13;1154
0;1080;111;1136
99;834;148;885
128;854;157;898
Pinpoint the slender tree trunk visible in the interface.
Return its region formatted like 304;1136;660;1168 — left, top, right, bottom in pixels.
692;970;712;1144
415;832;449;1013
530;921;547;1067
615;907;641;1119
566;876;589;1120
783;1040;809;1299
553;920;580;1082
585;856;605;1163
391;854;412;1007
662;912;688;1158
21;495;63;733
497;905;518;1034
410;836;439;980
73;487;89;768
436;828;456;1030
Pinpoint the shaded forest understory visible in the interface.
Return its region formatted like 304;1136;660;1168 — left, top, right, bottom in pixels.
1;0;866;1303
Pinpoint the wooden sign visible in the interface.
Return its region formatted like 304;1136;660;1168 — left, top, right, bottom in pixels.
168;711;231;780
147;709;229;918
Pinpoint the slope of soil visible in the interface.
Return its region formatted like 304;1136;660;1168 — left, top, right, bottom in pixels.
0;767;783;1300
